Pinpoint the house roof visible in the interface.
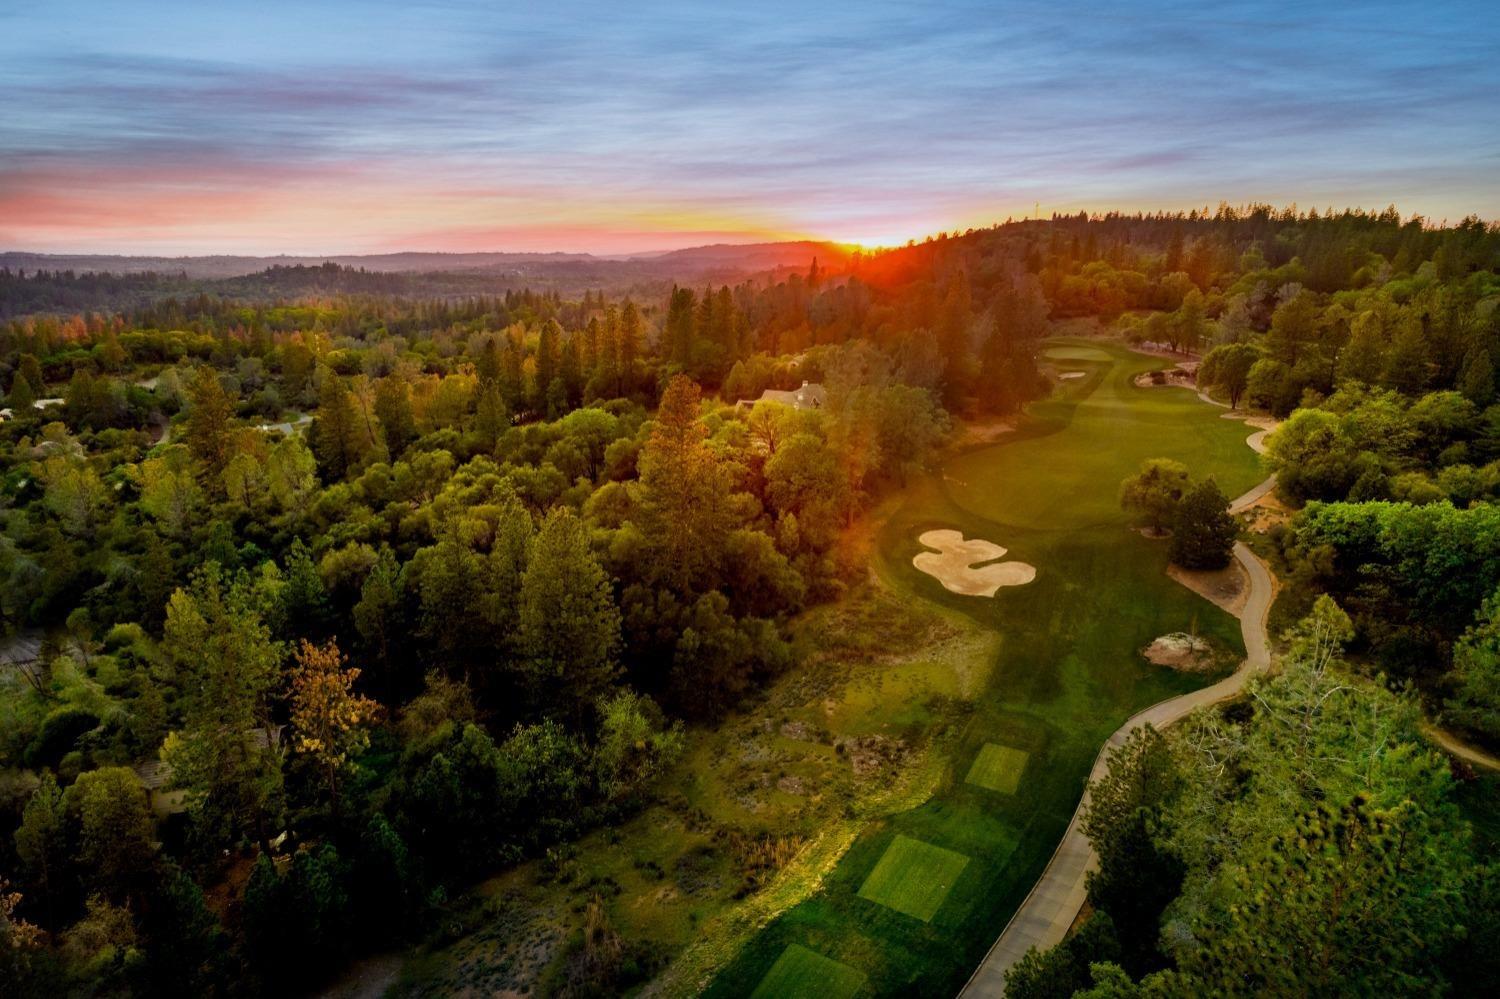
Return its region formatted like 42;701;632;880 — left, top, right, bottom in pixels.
737;381;826;411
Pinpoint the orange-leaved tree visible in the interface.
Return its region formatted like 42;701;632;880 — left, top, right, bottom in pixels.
289;639;380;819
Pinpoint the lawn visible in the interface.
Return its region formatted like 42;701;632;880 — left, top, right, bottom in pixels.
965;743;1030;795
704;338;1265;996
1039;345;1115;362
750;944;867;999
857;835;970;921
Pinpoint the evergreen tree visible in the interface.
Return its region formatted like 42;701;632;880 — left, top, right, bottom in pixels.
184;366;236;483
373;377;416;458
1168;478;1236;569
6;369;36;410
518;508;621;717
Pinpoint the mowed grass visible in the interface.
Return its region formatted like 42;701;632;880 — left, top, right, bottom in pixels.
965;743;1029;794
857;835;970;921
751;944;867;999
705;338;1265;997
1040;345;1115;362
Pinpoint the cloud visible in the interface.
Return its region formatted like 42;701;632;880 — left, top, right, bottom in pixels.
1;0;1496;252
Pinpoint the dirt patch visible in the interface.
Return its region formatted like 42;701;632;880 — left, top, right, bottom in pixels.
1142;633;1216;672
842;735;910;778
777;775;808;795
913;529;1036;596
779;720;823;743
1241;491;1293;533
318;954;403;999
1166;559;1249;616
952;417;1017;448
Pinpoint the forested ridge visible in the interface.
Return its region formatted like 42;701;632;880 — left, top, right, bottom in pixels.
3;205;1500;996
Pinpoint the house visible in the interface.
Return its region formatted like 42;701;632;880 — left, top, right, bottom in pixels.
736;380;827;412
132;725;285;818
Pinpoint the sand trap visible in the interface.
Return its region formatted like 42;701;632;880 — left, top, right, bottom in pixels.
1057;370;1085;380
914;529;1036;596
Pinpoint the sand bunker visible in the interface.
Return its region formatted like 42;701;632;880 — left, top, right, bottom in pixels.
913;529;1037;596
1057;370;1085;380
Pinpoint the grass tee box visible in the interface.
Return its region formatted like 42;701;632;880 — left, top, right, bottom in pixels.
857;834;970;922
749;944;866;999
965;743;1030;794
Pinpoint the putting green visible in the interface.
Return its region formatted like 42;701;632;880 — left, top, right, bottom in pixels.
1041;345;1113;362
706;338;1264;997
858;835;970;922
965;743;1030;794
751;944;867;999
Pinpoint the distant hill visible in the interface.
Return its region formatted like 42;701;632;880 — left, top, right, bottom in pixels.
0;240;853;282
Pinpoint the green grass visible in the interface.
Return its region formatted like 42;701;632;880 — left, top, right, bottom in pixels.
857;835;970;922
1040;345;1114;362
965;743;1030;794
705;338;1265;997
750;944;867;999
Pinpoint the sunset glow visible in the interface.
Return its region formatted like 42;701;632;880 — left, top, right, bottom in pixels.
3;0;1498;255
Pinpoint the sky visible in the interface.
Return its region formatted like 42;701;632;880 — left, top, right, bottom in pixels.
1;0;1497;256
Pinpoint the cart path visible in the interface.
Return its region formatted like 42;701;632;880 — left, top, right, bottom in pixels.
959;451;1277;997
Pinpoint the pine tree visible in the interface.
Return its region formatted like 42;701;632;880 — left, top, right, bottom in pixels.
7;369;37;411
518;508;621;716
1168;478;1236;569
184;366;236;483
618;299;641;389
638;375;736;591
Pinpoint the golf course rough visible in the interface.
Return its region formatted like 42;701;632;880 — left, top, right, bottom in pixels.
912;529;1037;596
704;339;1265;997
857;835;971;922
750;944;867;999
965;743;1030;795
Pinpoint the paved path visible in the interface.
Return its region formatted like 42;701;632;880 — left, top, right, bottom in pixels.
960;447;1278;997
1423;723;1500;772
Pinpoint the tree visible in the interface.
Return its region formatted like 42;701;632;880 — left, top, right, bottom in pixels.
183;366;236;483
1197;342;1260;409
637;375;736;591
1447;588;1500;742
1118;458;1189;535
314;368;369;480
1005;913;1121;999
0;877;43;989
14;773;67;924
7;369;37;410
353;546;403;690
1168;478;1236;569
1174;289;1206;355
138;445;204;537
518;509;621;714
289;639;380;819
592;690;684;806
267;436;318;514
63;767;155;903
373;377;417;458
1082;726;1183;974
618;300;641;390
1174;796;1465;995
40;455;109;538
161;565;284;850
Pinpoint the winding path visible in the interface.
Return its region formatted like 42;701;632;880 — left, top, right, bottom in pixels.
959;429;1278;998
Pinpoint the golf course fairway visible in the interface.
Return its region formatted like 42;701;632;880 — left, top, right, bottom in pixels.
704;339;1264;997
